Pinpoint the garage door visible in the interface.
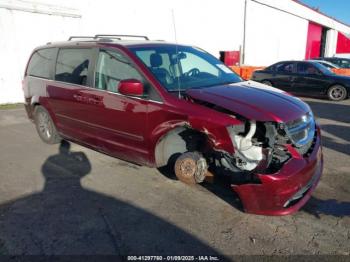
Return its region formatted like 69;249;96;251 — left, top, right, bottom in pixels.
305;22;322;59
336;32;350;54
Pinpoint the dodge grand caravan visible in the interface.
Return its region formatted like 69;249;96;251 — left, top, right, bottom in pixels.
23;35;323;215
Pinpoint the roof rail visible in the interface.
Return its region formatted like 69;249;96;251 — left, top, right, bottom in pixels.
67;35;150;42
94;34;149;40
68;36;96;41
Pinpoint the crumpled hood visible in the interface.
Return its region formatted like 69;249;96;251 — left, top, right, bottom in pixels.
186;81;310;122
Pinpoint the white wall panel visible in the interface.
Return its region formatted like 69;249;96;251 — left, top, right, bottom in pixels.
244;0;308;66
325;29;338;57
252;0;350;35
1;0;350;103
0;7;81;104
79;0;245;57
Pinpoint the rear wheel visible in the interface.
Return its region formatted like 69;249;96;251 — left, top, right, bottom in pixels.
262;80;273;86
174;152;208;185
34;106;61;144
327;85;347;101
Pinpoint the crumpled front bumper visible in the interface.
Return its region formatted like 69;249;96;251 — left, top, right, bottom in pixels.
232;129;323;216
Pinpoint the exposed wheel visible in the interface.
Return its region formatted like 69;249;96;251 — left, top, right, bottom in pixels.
262;80;273;86
174;152;208;185
327;85;347;101
34;105;61;144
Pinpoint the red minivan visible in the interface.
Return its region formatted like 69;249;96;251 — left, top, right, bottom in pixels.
23;35;323;215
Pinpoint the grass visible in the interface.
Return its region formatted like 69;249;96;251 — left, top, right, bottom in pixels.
0;103;23;110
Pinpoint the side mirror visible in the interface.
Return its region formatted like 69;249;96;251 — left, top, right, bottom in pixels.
118;79;144;97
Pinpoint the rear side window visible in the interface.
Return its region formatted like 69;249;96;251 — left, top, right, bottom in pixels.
275;62;295;73
27;48;56;79
55;48;92;86
265;65;275;71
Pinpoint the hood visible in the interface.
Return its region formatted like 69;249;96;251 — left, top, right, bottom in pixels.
186;81;310;123
332;74;350;83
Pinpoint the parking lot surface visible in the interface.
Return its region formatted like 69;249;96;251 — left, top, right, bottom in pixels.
0;98;349;256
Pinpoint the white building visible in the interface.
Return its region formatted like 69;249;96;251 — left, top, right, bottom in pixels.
1;0;350;104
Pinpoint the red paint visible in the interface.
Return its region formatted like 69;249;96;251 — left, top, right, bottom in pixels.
23;40;323;215
118;79;144;96
305;22;322;59
233;127;323;215
336;32;350;54
186;83;309;123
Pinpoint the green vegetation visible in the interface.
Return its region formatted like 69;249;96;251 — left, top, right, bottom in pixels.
0;103;23;110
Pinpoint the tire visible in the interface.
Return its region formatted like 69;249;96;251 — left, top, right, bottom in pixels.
262;80;273;87
34;105;61;144
327;85;347;101
174;152;207;185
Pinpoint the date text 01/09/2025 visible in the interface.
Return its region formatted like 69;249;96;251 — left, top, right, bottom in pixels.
126;256;220;261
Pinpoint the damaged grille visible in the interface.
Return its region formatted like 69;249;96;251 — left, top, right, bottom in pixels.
286;112;316;156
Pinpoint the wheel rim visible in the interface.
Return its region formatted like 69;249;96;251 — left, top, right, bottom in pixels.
38;111;52;139
330;87;345;100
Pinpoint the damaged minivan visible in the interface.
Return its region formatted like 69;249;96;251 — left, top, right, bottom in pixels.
23;35;323;215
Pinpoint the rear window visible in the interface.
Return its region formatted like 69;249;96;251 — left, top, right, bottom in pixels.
27;48;56;79
55;48;92;86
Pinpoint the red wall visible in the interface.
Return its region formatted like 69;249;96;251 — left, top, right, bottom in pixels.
336;32;350;54
305;22;322;59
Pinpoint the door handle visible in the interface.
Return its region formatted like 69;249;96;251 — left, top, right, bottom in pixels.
73;94;83;101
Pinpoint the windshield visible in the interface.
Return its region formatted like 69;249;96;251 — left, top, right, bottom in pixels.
313;62;335;75
130;45;242;91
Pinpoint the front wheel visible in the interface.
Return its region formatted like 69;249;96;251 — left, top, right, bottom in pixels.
174;152;208;185
327;85;347;101
34;105;61;144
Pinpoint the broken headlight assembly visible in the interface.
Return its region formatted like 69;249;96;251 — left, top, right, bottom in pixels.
226;121;263;171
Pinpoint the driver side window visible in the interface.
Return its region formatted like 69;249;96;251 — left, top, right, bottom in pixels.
180;52;220;76
95;49;162;102
95;49;143;93
297;63;320;75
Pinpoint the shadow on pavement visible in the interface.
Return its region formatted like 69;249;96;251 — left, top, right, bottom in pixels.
304;100;350;156
321;124;350;155
305;100;350;124
157;165;243;212
302;196;350;218
0;141;221;256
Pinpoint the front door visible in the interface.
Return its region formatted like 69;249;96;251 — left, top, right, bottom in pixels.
292;62;329;96
77;48;160;164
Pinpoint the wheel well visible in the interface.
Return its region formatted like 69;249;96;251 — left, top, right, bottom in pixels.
154;126;209;167
327;83;346;91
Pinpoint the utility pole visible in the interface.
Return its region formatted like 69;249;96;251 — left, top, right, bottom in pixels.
242;0;248;65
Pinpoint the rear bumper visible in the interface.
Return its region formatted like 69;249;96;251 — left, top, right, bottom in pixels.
232;129;323;216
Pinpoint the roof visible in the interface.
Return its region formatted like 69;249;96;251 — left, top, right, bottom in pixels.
41;35;184;50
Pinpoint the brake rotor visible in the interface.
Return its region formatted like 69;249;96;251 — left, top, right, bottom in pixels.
174;152;207;185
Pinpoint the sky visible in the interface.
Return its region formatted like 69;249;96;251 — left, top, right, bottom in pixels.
300;0;350;25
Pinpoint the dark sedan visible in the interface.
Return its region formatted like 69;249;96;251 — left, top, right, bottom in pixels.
251;60;350;101
315;57;350;69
